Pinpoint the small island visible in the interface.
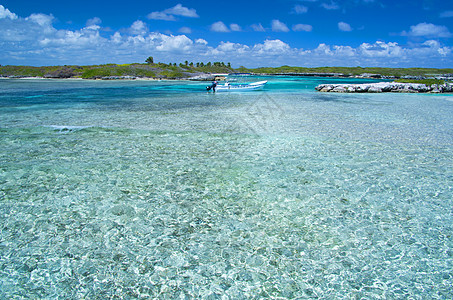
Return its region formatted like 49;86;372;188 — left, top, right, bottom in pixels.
0;57;234;81
1;61;453;84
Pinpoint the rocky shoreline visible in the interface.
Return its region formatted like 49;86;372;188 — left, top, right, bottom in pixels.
315;82;453;93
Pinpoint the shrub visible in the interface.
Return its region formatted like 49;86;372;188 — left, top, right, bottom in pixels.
160;70;184;79
395;79;445;85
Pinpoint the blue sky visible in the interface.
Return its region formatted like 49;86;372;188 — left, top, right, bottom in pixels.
1;0;452;67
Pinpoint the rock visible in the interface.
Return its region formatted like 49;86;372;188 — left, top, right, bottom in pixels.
382;85;393;92
398;88;417;93
356;85;370;92
315;81;451;94
368;86;382;93
187;74;216;81
315;84;327;91
320;86;333;92
359;73;382;79
332;86;347;93
101;76;136;80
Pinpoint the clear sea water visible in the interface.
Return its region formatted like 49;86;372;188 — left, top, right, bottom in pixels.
0;76;452;299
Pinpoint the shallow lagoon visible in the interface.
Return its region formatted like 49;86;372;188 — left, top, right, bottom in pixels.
0;77;452;298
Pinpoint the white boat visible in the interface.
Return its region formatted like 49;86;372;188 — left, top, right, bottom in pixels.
214;80;267;92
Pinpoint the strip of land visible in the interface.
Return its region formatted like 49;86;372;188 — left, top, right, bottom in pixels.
241;66;453;81
1;64;453;81
0;63;232;80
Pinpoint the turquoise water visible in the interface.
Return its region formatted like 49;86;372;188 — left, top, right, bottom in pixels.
0;77;452;298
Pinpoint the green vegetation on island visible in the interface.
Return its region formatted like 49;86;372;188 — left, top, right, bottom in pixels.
1;58;452;80
0;58;235;80
237;66;453;78
394;78;445;85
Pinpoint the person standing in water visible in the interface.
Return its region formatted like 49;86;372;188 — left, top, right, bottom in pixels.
207;80;218;93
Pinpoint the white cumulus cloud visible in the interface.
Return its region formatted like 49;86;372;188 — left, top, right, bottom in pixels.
210;21;230;32
154;34;193;51
333;45;355;56
322;1;340;10
129;20;148;35
314;43;333;55
358;41;402;57
164;4;198;18
26;13;54;27
195;38;208;45
338;22;352;32
86;17;102;27
420;40;451;57
251;23;265;32
147;11;176;21
147;4;198;21
293;24;313;32
253;39;291;54
402;22;452;38
0;5;17;20
271;20;290;32
217;42;239;52
230;24;242;31
293;5;308;14
440;11;453;18
210;41;250;56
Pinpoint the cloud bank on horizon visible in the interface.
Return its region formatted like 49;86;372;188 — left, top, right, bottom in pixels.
0;1;452;68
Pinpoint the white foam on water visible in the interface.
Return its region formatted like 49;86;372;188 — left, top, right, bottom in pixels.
47;125;93;132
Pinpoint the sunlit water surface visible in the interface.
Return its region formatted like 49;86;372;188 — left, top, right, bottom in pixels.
0;77;452;298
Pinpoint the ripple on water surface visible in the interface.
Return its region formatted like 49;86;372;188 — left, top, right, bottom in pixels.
0;79;452;298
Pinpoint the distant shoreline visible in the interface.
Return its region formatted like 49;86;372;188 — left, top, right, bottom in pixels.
0;76;167;81
1;64;453;81
0;75;224;82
